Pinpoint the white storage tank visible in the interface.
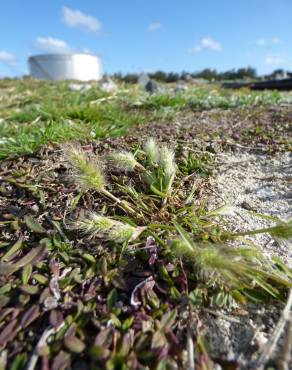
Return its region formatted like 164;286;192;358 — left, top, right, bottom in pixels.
28;53;102;81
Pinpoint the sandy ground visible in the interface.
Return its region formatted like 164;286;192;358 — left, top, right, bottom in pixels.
205;148;292;368
211;149;292;263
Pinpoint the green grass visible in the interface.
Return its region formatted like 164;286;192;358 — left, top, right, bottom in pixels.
0;79;286;159
0;102;147;158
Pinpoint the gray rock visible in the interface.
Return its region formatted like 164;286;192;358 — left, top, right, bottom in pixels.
145;79;162;94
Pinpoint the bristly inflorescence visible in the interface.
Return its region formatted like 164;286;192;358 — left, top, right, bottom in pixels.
172;238;249;286
159;146;176;179
107;151;145;172
269;219;292;239
62;143;137;215
72;212;144;243
63;143;105;192
172;224;291;293
144;137;159;164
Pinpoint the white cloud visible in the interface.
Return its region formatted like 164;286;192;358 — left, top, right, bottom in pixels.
62;7;102;32
264;55;284;65
188;37;222;53
148;22;162;32
201;37;222;50
0;51;16;65
256;37;281;46
256;39;266;46
35;37;71;53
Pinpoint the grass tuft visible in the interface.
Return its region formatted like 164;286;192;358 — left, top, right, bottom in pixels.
72;212;144;243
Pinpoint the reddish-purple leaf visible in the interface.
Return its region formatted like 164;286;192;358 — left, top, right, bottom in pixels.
0;319;19;347
49;310;64;329
51;351;71;370
20;305;40;329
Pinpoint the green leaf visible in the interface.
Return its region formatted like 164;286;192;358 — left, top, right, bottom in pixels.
10;353;27;370
122;316;134;331
97;256;107;276
68;192;83;212
107;288;117;311
110;313;121;328
22;264;32;284
14;246;47;268
0;283;11;295
1;238;23;262
174;223;194;252
150;184;166;197
82;253;96;264
0;263;18;275
33;273;48;285
20;284;39;295
64;336;86;353
24;215;46;233
189;289;203;306
160;309;177;331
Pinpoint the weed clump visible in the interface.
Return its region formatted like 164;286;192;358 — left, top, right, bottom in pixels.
63;139;291;303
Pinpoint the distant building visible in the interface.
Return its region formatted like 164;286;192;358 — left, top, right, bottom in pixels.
28;53;102;81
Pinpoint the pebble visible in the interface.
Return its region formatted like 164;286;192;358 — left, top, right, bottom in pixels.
69;83;91;92
100;78;117;93
145;80;162;94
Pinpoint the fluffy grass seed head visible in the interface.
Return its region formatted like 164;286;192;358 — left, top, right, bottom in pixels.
73;213;114;236
269;219;292;239
144;138;159;164
107;151;142;172
63;144;105;192
171;238;265;288
74;212;144;243
109;223;138;243
159;146;176;179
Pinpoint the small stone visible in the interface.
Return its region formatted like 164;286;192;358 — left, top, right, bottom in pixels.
145;80;162;94
100;78;117;93
69;83;91;92
43;296;58;310
254;331;268;348
31;204;39;213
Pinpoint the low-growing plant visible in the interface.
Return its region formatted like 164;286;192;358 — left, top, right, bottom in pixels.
178;149;214;175
63;138;292;304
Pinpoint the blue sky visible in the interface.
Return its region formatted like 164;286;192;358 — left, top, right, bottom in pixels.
0;0;291;77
